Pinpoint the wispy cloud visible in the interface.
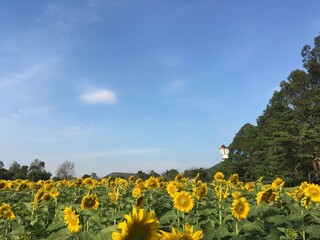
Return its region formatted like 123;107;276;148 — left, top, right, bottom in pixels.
0;66;41;89
80;88;117;104
164;79;187;94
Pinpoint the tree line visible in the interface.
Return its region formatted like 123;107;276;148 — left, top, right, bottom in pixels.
0;158;212;182
216;35;320;186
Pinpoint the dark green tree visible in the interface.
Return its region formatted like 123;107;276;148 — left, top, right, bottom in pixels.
27;159;51;181
162;169;179;181
8;161;28;179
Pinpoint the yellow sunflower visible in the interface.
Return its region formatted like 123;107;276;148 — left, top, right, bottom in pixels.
271;178;285;190
167;181;179;198
41;192;52;201
0;180;8;190
231;191;241;199
213;172;225;182
112;208;160;240
64;206;81;233
135;195;145;208
193;183;208;200
244;182;255;191
293;188;305;202
304;184;320;202
81;194;100;211
145;176;159;190
228;174;239;185
175;173;184;181
301;196;312;209
0;203;15;220
231;197;250;220
173;191;194;213
159;223;203;240
132;187;142;198
256;187;279;205
50;188;59;198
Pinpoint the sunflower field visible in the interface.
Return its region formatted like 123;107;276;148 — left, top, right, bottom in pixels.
0;172;320;239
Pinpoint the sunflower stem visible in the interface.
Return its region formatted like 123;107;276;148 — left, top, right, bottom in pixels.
219;184;222;226
235;221;239;236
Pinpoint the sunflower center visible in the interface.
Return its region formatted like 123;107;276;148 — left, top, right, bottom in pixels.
235;203;244;214
85;198;95;208
129;225;148;240
179;197;190;207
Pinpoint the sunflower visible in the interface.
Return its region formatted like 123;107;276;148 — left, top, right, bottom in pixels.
50;188;59;198
213;172;225;182
33;189;45;206
231;191;241;199
175;173;185;181
293;188;305;202
301;196;312;209
256;187;279;205
64;206;81;233
135;195;145;208
159;223;203;240
231;197;250;220
0;203;15;220
271;178;285;190
145;176;159;190
228;174;239;185
112;208;160;240
16;180;30;191
0;180;8;190
41;192;52;201
167;181;179;198
132;187;142;198
81;194;100;211
304;184;320;202
173;191;194;213
244;182;255;191
193;183;208;200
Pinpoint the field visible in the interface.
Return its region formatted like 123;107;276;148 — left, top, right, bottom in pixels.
0;173;320;239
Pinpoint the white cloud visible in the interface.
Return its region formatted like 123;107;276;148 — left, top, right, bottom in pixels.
80;88;117;104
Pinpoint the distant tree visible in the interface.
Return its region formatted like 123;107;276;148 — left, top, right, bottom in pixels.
162;169;179;181
91;172;99;180
8;161;28;179
82;174;91;179
148;170;160;177
135;170;149;180
56;161;76;180
0;160;11;180
184;168;209;182
27;159;51;181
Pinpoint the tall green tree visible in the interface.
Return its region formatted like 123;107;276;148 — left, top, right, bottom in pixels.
226;35;320;185
27;159;51;181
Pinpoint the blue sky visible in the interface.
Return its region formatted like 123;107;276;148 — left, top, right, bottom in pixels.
1;0;319;177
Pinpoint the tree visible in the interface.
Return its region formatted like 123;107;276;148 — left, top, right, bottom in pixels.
135;170;149;180
162;169;179;181
8;161;28;179
27;159;51;181
56;161;76;180
225;35;320;185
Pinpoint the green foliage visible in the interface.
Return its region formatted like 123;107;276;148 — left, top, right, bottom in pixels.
219;35;320;186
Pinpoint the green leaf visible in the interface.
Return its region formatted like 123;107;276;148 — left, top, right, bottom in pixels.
46;228;70;240
242;221;264;232
305;224;320;238
265;215;289;225
91;225;117;240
